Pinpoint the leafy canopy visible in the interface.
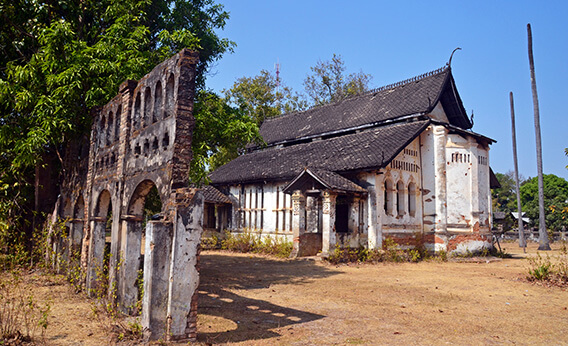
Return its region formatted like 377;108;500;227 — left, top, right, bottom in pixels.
303;54;372;106
224;69;308;126
0;0;239;248
520;174;568;232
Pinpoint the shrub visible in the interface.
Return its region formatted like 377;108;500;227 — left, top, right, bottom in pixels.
527;253;552;281
221;230;292;258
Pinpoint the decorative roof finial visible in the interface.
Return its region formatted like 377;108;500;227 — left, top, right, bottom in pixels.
448;47;462;67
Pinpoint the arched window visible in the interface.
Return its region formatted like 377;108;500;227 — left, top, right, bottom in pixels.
115;105;121;140
133;93;141;129
384;179;394;216
153;81;162;123
408;182;416;217
144;86;152;127
397;181;405;216
107;112;113;145
98;116;106;148
165;73;175;118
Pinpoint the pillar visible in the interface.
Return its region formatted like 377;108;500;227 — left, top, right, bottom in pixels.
321;191;337;256
166;192;203;341
433;125;448;251
142;221;173;340
86;218;107;295
367;186;381;249
290;190;306;258
118;216;143;314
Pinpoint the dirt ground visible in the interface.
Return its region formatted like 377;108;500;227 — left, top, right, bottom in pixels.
8;241;568;345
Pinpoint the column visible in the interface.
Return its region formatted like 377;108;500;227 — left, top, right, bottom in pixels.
321;191;337;256
433;125;448;250
290;190;306;258
142;221;173;340
166;191;203;341
86;218;107;295
367;186;381;249
118;216;143;314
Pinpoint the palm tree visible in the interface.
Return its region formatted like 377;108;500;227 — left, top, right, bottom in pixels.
509;92;526;249
527;23;550;250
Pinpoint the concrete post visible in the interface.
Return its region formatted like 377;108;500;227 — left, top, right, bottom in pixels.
119;217;143;314
142;221;173;340
321;192;337;256
290;190;306;257
86;218;107;295
166;192;203;341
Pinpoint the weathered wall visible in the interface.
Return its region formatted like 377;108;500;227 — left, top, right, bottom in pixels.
55;49;203;341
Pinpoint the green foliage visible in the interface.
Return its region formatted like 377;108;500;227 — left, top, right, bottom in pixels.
325;237;432;265
224;69;308;125
527;245;568;284
0;272;51;343
303;54;372;106
191;91;262;183
221;231;292;258
520;174;568;232
0;0;234;245
527;253;553;281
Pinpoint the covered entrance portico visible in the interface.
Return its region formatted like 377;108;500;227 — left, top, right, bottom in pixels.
283;168;367;257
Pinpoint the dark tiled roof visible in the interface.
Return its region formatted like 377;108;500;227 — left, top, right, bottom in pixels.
210;120;430;185
257;67;469;146
305;168;367;193
202;185;232;204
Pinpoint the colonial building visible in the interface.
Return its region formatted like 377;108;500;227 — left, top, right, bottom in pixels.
209;65;497;256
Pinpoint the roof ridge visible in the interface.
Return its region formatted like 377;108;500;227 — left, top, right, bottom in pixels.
367;64;450;94
262;64;450;123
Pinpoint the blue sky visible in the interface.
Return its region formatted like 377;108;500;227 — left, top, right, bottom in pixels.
206;0;568;180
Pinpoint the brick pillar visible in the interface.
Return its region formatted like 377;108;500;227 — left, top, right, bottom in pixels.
321;191;337;256
290;190;306;258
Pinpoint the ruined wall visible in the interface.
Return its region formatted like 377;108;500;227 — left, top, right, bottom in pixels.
56;49;203;341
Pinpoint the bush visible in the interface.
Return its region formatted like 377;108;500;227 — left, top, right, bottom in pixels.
221;230;292;258
527;246;568;285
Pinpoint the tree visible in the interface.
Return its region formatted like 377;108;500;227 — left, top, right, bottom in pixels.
527;23;550;250
492;172;518;214
303;54;372;106
224;69;307;125
0;0;234;254
191;91;261;184
520;174;568;234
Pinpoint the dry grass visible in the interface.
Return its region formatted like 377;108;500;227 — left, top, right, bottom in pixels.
198;242;568;345
6;241;568;345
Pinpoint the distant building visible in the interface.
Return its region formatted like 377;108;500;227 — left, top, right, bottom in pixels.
208;65;498;256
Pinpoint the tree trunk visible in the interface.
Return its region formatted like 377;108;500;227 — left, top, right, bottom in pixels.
527;23;550;250
509;92;526;249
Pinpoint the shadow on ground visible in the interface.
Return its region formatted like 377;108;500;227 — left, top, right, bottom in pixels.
197;252;340;343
